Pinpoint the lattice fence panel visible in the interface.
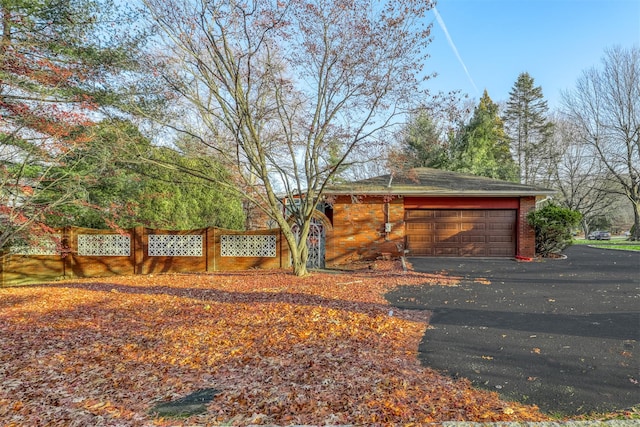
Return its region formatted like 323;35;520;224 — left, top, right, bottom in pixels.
148;234;203;257
10;234;62;256
78;234;131;256
220;235;276;257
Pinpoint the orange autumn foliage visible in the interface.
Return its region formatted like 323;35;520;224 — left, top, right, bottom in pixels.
0;264;548;426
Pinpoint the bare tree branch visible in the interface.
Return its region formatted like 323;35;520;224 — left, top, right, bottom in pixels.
139;0;434;275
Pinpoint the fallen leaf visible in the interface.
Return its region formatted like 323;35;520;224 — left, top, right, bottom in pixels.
0;267;548;425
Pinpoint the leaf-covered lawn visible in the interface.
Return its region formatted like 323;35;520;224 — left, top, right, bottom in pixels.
0;263;548;426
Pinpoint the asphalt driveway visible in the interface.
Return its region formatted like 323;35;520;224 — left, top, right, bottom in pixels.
385;245;640;416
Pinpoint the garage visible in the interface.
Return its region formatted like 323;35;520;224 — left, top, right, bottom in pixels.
405;209;516;257
323;167;553;264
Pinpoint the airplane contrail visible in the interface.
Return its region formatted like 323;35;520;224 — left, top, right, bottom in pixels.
433;5;480;95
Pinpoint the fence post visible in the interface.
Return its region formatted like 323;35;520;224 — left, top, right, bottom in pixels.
61;226;69;279
206;227;216;272
214;227;218;271
133;226;144;274
63;226;75;279
0;249;5;287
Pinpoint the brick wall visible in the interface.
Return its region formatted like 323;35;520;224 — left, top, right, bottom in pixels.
325;195;405;265
517;196;537;258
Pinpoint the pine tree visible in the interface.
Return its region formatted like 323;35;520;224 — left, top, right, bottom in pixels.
504;72;554;184
400;110;449;169
0;0;147;248
450;90;518;181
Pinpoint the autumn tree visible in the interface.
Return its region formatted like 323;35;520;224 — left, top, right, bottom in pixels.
504;72;554;184
562;46;640;240
0;0;146;249
141;0;434;276
449;90;518;181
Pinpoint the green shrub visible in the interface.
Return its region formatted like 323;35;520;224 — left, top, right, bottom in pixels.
527;203;582;257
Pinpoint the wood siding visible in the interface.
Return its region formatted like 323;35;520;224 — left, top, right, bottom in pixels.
1;227;289;287
405;209;517;257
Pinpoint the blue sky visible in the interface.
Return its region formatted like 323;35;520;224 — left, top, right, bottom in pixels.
422;0;640;111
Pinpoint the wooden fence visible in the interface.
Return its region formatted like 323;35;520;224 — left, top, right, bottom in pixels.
0;226;290;287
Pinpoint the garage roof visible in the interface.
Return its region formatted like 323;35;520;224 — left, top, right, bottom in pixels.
325;167;555;197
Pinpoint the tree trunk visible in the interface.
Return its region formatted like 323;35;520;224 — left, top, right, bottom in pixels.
291;242;309;277
281;225;310;277
631;200;640;241
581;218;590;238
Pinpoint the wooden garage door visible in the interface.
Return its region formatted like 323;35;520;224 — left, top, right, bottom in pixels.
405;209;516;257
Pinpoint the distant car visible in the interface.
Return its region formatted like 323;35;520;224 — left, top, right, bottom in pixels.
588;231;611;240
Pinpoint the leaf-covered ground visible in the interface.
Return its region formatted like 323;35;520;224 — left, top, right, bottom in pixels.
0;262;549;426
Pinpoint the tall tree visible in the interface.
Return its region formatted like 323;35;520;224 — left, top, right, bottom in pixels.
129;141;246;230
450;90;518;181
141;0;434;276
42;120;246;230
562;46;640;240
0;0;145;249
504;72;554;184
548;115;613;236
396;110;449;169
386;91;471;178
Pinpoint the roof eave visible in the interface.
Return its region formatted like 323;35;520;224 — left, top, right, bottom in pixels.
324;189;556;197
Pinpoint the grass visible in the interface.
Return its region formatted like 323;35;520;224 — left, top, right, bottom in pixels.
598;244;640;251
573;236;640;251
575;405;640;422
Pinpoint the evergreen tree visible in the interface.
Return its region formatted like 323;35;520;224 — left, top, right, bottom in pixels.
450;90;518;181
131;146;246;230
42;121;246;230
504;72;554;184
400;110;449;169
0;0;147;248
527;203;582;257
326;139;349;184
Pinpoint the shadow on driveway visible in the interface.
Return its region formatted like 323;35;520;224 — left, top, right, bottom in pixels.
385;245;640;416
